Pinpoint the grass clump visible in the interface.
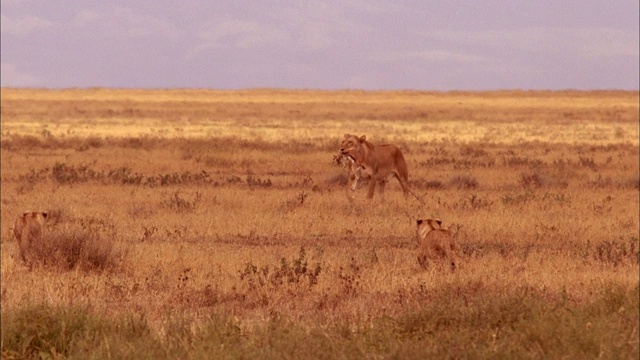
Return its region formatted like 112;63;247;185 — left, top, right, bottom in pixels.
366;283;640;359
449;174;479;189
239;246;322;291
2;304;102;359
3;284;637;359
1;304;161;360
21;222;124;272
160;190;203;213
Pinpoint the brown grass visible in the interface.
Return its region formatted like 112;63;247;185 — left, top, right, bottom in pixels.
1;88;638;358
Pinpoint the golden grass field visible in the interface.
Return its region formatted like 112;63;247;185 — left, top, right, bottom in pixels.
1;88;639;359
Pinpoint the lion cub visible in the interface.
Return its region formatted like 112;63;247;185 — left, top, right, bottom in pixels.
14;211;49;263
334;153;369;191
416;218;460;271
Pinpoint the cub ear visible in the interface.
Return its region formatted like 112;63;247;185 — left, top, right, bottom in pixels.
416;219;423;225
23;211;31;217
42;212;49;218
343;134;351;139
359;135;367;142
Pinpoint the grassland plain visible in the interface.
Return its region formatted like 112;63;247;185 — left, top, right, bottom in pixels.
1;88;638;359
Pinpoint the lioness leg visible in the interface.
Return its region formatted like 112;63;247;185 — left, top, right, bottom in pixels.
18;235;32;265
443;244;457;271
420;244;436;269
394;172;410;198
378;180;387;199
366;178;377;199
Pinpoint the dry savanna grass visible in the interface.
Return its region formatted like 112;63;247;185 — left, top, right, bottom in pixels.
1;88;638;359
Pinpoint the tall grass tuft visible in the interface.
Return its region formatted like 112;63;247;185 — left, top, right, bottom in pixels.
1;304;160;359
3;284;636;359
1;304;101;359
23;224;124;272
449;174;479;189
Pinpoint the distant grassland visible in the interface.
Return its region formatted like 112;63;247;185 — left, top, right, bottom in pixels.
1;88;638;359
2;88;638;143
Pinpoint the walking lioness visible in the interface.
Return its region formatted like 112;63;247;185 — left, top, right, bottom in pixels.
339;134;409;200
416;218;459;271
14;211;48;263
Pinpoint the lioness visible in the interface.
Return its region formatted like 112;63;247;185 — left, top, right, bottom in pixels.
339;134;409;200
14;211;48;263
416;218;459;271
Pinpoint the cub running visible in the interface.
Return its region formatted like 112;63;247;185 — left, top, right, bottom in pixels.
416;218;460;271
339;134;409;200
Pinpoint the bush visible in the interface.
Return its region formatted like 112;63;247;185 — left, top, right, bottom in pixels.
521;171;548;188
2;304;100;359
160;191;202;213
520;171;568;189
2;285;637;359
1;304;159;359
449;175;479;189
22;223;124;272
239;246;322;291
52;161;104;184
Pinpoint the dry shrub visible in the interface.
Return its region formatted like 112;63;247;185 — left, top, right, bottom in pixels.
411;179;445;190
1;135;57;150
76;136;105;151
519;172;545;188
52;161;102;184
459;145;488;157
337;257;362;296
326;173;349;187
232;247;322;308
449;174;479;189
17;167;50;187
620;175;640;189
424;180;445;189
239;247;321;291
588;237;639;266
520;171;569;188
25;225;125;272
502;155;544;168
279;191;308;212
203;156;234;168
114;136;163;150
160;191;202;213
44;206;69;226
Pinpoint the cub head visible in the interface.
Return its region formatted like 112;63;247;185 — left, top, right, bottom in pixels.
416;218;442;231
333;153;355;167
340;134;367;158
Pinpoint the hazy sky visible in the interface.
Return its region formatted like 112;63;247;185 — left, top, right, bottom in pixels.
2;1;638;90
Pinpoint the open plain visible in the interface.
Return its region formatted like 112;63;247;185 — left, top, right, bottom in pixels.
1;88;638;359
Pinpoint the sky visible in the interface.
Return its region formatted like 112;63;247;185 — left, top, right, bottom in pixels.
1;1;638;91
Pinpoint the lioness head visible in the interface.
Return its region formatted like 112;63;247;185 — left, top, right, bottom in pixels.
340;134;366;158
